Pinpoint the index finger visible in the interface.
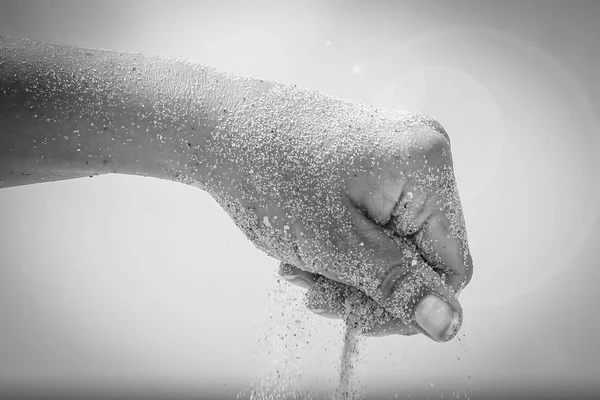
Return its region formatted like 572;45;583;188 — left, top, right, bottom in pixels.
415;204;473;293
391;178;473;293
389;129;473;294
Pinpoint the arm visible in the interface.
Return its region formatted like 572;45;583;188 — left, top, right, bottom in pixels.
1;37;471;342
0;36;268;189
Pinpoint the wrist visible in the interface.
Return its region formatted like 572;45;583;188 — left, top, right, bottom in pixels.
159;74;276;196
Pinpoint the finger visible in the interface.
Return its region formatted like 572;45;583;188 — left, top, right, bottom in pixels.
304;275;347;317
305;275;417;336
301;268;407;331
348;199;463;342
415;209;473;293
303;267;450;339
390;181;473;293
382;257;463;342
390;186;432;237
278;262;318;290
278;262;379;322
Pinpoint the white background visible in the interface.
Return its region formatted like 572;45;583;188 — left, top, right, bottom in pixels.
1;1;600;398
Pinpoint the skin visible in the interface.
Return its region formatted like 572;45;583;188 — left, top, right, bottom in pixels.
0;36;473;343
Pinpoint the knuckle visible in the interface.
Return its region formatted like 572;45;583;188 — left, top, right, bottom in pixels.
463;253;474;286
390;185;433;237
378;247;427;297
422;116;451;146
379;263;413;299
423;130;452;165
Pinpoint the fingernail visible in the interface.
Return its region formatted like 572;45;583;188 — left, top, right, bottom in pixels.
414;294;461;342
282;274;314;289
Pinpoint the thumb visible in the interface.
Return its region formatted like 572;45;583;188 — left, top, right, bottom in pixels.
374;234;463;342
347;198;463;342
380;238;463;343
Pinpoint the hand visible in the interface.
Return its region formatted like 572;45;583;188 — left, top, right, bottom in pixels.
207;86;473;343
268;117;472;342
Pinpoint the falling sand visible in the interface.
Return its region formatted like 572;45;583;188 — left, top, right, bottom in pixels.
335;300;365;400
239;279;367;400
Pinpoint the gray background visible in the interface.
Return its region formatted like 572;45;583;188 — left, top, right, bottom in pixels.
1;1;599;399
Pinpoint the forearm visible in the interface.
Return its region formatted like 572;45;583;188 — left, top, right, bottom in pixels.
0;37;448;215
0;36;263;189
